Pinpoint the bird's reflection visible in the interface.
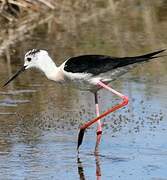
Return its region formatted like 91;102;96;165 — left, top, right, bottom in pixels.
77;152;102;180
77;157;86;180
95;152;101;179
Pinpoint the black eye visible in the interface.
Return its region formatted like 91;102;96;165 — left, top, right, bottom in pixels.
27;57;31;62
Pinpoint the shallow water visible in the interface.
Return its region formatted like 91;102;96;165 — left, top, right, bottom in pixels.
0;1;167;179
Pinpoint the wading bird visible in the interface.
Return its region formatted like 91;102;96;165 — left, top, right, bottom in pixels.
3;49;165;152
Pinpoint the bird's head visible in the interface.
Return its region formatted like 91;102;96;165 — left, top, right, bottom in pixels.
24;49;49;69
3;49;55;87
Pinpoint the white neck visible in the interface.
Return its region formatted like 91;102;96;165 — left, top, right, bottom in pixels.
38;55;58;79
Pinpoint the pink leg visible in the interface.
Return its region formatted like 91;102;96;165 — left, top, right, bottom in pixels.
77;81;129;150
94;92;102;153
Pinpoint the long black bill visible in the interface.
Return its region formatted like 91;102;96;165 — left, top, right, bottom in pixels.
77;129;85;151
3;65;26;87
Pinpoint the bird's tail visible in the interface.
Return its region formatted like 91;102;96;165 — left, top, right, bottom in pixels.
115;49;166;68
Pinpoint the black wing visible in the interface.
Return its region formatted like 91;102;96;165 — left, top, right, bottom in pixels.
64;50;165;75
64;55;119;75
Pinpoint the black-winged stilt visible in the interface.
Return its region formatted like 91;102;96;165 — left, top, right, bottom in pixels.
3;49;165;152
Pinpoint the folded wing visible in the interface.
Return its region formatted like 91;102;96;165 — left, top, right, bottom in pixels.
64;49;165;76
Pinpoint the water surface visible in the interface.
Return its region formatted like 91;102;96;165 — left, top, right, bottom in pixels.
0;1;167;179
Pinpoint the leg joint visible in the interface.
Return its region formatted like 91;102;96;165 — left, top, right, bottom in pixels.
122;96;129;106
96;131;102;135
